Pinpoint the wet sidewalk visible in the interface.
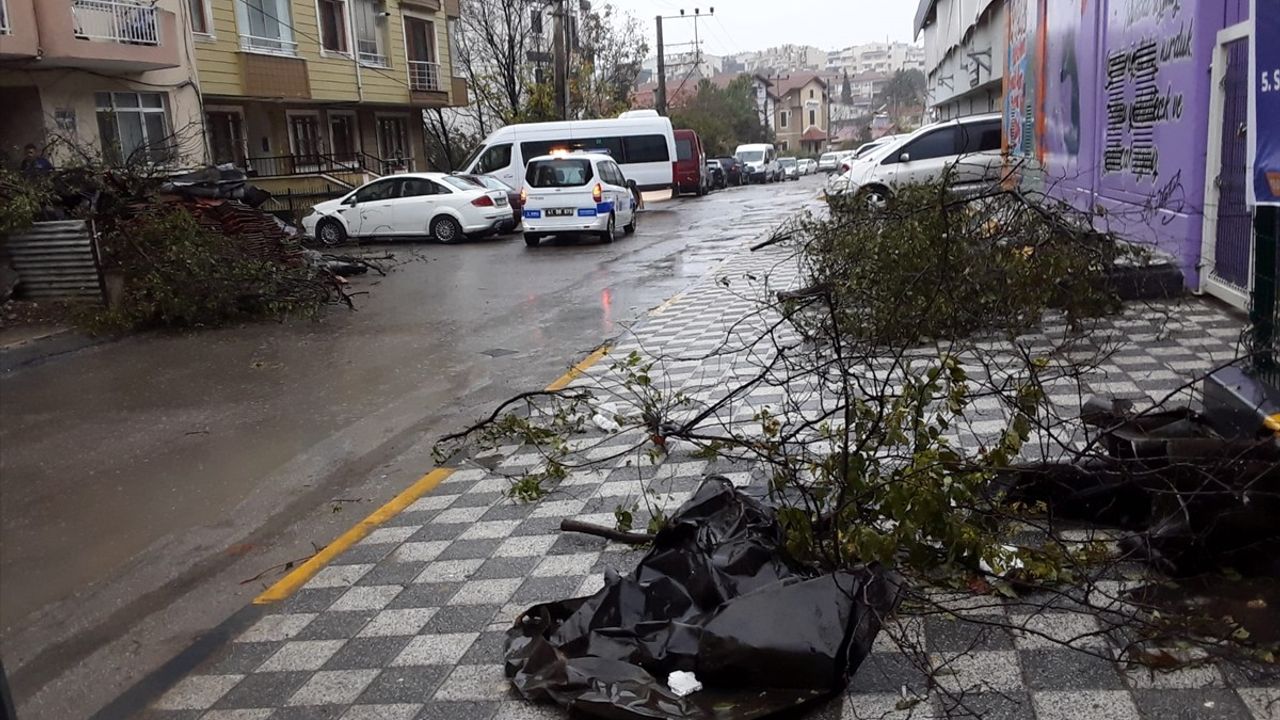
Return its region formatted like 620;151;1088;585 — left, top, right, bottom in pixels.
128;234;1277;720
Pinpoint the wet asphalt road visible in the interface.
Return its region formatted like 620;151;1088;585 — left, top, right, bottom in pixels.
0;174;824;719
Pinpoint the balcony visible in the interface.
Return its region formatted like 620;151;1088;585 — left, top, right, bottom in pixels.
409;59;451;106
0;0;38;59
33;0;179;71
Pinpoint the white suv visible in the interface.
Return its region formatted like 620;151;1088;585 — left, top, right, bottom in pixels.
521;152;638;247
826;114;1004;204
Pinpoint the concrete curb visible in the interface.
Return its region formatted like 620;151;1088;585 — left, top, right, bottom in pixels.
0;328;108;373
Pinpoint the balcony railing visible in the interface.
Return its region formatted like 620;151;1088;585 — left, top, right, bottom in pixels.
72;0;159;45
245;151;414;179
408;60;441;92
238;32;298;56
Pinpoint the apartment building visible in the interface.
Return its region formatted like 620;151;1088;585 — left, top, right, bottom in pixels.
0;0;205;167
824;42;925;76
772;74;829;155
191;0;466;187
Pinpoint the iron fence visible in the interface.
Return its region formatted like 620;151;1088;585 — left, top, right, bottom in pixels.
408;60;442;92
1251;207;1279;388
72;0;160;45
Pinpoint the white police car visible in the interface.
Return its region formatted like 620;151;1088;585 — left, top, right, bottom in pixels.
520;151;638;247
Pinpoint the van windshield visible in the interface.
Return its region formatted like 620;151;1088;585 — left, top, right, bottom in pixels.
820;152;838;162
461;144;485;170
526;159;594;187
737;151;763;162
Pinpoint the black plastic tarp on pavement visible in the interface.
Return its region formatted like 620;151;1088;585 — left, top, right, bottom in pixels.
504;477;901;720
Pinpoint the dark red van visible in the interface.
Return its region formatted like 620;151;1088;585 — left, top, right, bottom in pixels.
673;128;709;196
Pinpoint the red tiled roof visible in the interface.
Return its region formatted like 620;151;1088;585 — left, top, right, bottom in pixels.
800;127;829;141
772;73;828;96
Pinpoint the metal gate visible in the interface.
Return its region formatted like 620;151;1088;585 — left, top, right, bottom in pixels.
1200;23;1254;309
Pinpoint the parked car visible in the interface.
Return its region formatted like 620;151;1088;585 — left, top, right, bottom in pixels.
825;113;1004;204
304;172;511;245
520;151;638;247
735;143;780;183
798;158;817;175
779;156;800;181
674;128;711;196
714;157;745;186
706;159;726;190
818;151;841;173
456;173;522;229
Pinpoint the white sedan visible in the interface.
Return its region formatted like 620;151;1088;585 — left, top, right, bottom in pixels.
303;172;512;245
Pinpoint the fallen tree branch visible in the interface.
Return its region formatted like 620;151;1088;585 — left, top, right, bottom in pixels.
560;519;655;545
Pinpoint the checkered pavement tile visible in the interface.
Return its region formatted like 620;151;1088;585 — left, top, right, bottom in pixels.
140;220;1274;720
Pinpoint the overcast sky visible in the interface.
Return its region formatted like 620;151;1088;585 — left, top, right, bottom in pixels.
613;1;921;58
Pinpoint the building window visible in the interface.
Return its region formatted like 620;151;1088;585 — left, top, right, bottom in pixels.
55;109;77;134
237;0;296;54
779;111;788;129
809;109;815;126
95;92;172;165
188;0;210;35
354;0;390;67
781;140;788;151
808;88;814;98
318;0;348;52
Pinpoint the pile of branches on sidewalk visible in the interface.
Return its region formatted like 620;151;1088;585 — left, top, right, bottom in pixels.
5;158;371;330
437;176;1278;717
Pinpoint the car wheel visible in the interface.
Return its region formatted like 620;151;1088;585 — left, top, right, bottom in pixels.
524;232;542;247
599;213;616;244
623;209;637;234
431;215;464;244
859;185;892;209
316;218;347;246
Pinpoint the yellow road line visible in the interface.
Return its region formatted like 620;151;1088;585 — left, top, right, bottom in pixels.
545;345;610;391
253;467;454;604
255;345;613;604
649;292;685;317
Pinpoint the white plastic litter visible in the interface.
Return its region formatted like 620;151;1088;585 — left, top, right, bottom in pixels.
667;670;702;697
592;413;622;432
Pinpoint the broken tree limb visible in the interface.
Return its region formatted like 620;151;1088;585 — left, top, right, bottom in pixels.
560;519;655;545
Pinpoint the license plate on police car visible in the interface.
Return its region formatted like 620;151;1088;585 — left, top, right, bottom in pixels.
546;208;574;217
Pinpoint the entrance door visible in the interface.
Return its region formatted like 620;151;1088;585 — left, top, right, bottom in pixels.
207;111;246;166
288;113;323;171
329;113;357;165
377;116;410;171
1200;23;1254;309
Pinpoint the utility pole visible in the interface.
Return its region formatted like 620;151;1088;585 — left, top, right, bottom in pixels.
655;15;667;115
552;0;572;120
652;8;713;113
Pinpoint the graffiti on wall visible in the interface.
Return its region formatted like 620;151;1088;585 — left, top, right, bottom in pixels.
1102;1;1195;180
1005;0;1034;156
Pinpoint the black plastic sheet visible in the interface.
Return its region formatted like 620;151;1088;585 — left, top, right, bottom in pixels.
504;477;900;720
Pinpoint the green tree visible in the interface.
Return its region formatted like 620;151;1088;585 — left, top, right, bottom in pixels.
841;71;853;105
882;68;927;108
669;75;769;157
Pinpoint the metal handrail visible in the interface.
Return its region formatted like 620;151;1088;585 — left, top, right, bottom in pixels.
408;60;441;92
238;32;298;55
72;0;159;45
244;152;412;178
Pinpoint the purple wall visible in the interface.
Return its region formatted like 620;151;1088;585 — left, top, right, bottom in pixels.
1031;0;1251;286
